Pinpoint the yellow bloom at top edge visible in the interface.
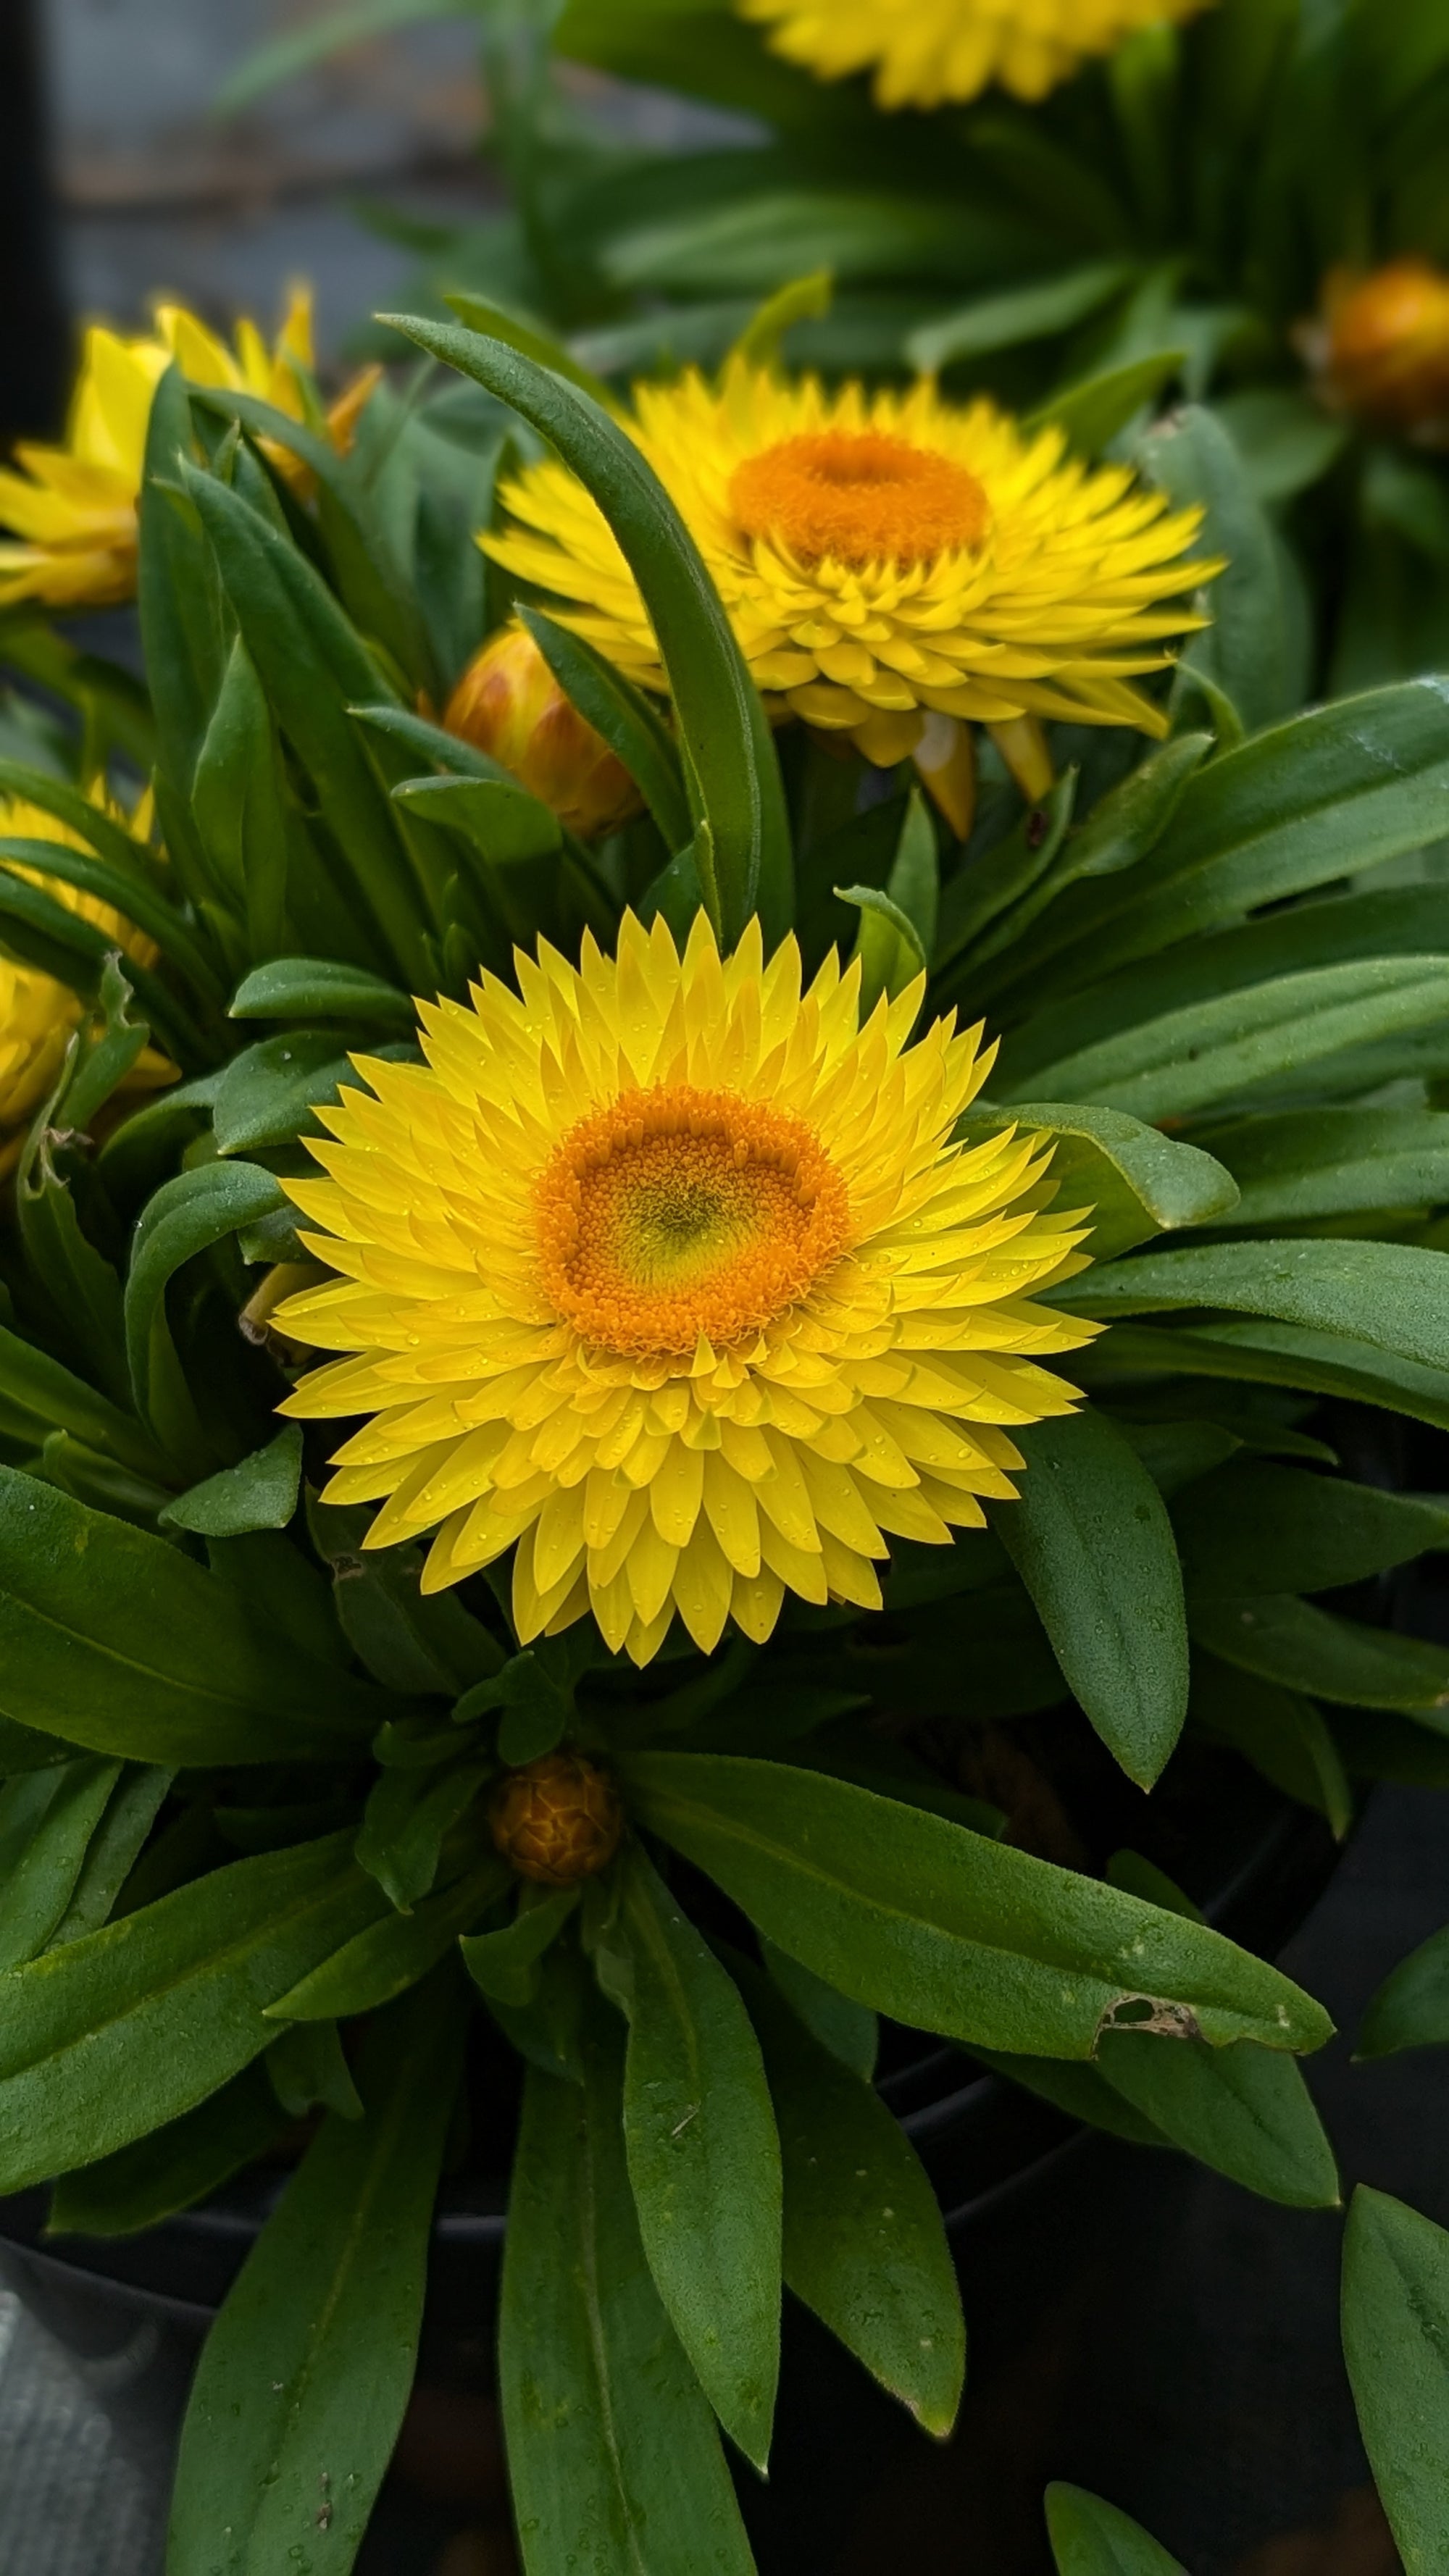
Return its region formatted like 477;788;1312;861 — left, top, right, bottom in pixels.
276;911;1099;1668
0;285;378;613
0;789;174;1173
738;0;1217;109
483;358;1219;753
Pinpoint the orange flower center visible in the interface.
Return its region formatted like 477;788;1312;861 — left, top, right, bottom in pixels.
729;429;991;568
534;1084;851;1357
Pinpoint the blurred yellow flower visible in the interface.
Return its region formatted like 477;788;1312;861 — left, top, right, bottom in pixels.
485;359;1216;764
0;794;173;1174
1303;260;1449;446
278;912;1095;1666
739;0;1215;107
0;286;377;611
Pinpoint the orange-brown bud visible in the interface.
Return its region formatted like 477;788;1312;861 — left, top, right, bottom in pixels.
443;623;644;839
489;1749;623;1886
1311;259;1449;443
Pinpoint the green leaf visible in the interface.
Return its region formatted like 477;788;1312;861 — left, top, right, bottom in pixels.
970;732;1212;973
1064;1239;1449;1379
356;1759;493;1910
266;2015;364;2121
462;1884;579;2007
1045;2483;1185;2576
1024;350;1187;457
935;771;1077;971
167;1973;467;2576
49;2062;288;2238
217;0;467;107
1077;1317;1449;1439
1204;1106;1449;1226
0;1759;122;1971
993;1410;1190;1788
499;2012;756;2576
760;1936;877;2080
212;1030;406;1157
191;634;290;961
1137;403;1299;736
1014;958;1449;1124
595;1845;781;2471
836;882;926;1014
159;1426;304;1538
182;463;435;987
1174;1460;1449;1599
968;2046;1172;2148
735;1951;964;2435
1215;388;1348;505
0;1832;388;2189
316;1513;504;1691
1190;1654;1353;1839
123;1161;285;1461
1094;2031;1339;2207
1190;1594;1449;1718
997;680;1449;1007
275;1854;511;2021
732;268;833;369
0;1468;383;1764
959;1102;1238;1262
1358;1928;1449;2062
1342;2188;1449;2576
443;289;615;405
377;314;793;946
907;262;1137;376
519;604;692;854
47;1762;174;1944
230;955;414;1026
392;769;562;862
617;1753;1330;2059
0;1316;162;1476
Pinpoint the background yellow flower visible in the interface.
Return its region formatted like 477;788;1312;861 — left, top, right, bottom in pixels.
278;913;1096;1666
0;796;172;1174
0;286;374;611
738;0;1216;109
485;359;1215;763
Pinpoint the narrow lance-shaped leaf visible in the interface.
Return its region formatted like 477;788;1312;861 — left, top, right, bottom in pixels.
1342;2188;1449;2576
1093;2031;1340;2208
1045;2483;1186;2576
618;1753;1331;2059
734;1949;964;2437
593;1844;782;2472
0;1832;390;2191
167;1969;469;2576
500;1994;756;2576
377;314;793;946
0;1468;385;1765
993;1409;1190;1789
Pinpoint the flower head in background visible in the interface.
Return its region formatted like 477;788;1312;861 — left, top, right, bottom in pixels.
738;0;1215;109
0;285;376;611
0;793;173;1174
1302;260;1449;447
278;913;1095;1666
444;621;643;839
485;360;1216;774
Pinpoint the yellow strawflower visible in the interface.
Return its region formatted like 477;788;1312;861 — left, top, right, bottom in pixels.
0;287;376;611
738;0;1216;108
484;360;1216;768
0;794;172;1174
277;913;1095;1666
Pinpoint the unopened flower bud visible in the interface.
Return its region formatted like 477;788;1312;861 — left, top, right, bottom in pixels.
489;1748;622;1886
1307;260;1449;444
443;624;643;838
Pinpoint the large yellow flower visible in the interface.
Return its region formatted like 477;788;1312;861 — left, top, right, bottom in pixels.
277;913;1095;1665
738;0;1216;108
0;795;172;1173
484;361;1215;760
0;288;375;611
